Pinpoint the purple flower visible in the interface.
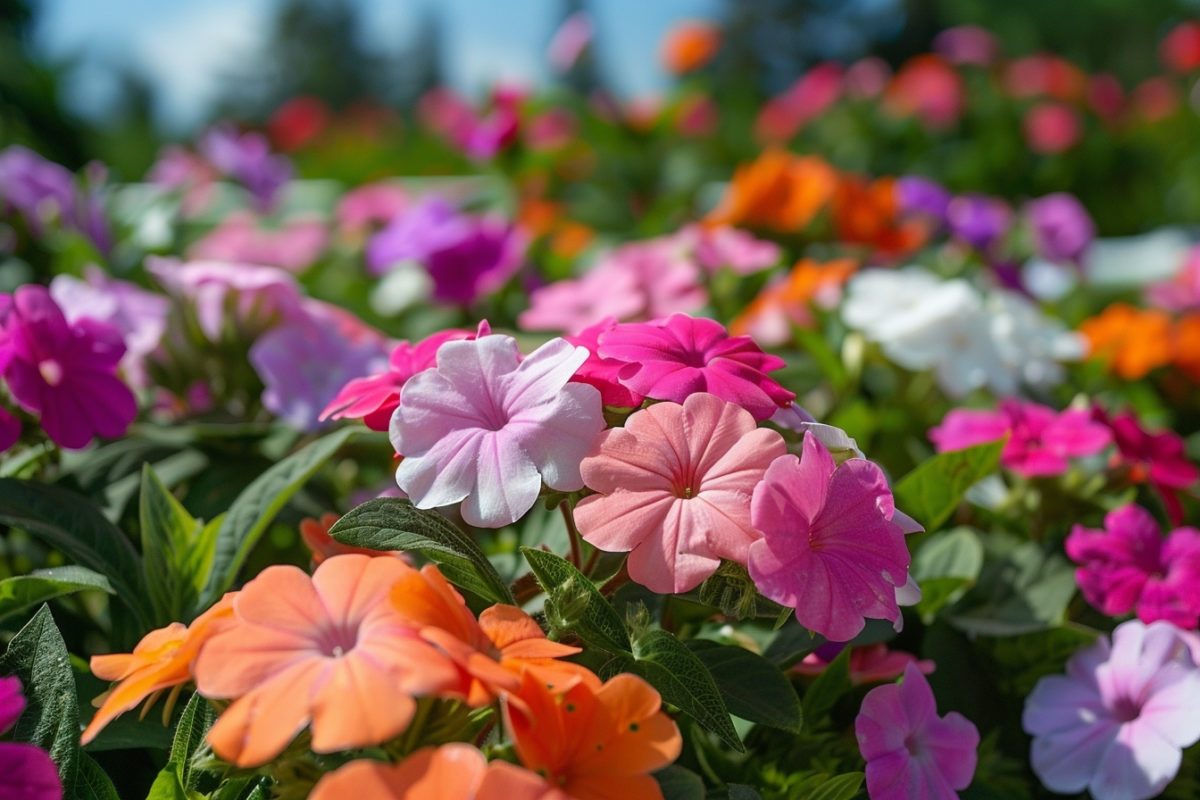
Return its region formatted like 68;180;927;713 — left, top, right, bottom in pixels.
0;147;111;252
199;125;292;212
0;406;19;454
0;677;62;800
1024;620;1200;800
933;25;999;66
896;177;951;223
1026;193;1096;264
0;285;136;450
946;194;1012;251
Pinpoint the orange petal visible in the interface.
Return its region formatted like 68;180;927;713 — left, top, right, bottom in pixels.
312;553;416;630
479;761;568;800
206;660;320;767
479;605;547;649
309;653;418;753
311;745;489;800
565;773;666;800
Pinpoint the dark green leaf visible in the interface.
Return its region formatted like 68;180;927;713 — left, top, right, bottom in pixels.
199;428;355;609
697;561;790;622
630;629;742;752
102;450;210;521
801;647;852;724
912;527;985;622
655;765;706;800
764;621;821;669
520;548;629;652
894;440;1005;531
169;693;216;789
330;499;514;605
690;641;802;733
804;772;864;800
709;786;763;800
69;753;121;800
141;465;206;624
0;567;114;622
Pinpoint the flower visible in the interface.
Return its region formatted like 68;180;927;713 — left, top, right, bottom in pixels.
1162;21;1200;73
193;556;460;767
1145;247;1200;312
705;149;838;233
0;285;137;450
0;146;110;251
1097;408;1199;524
148;257;302;341
1081;303;1175;379
188;212;328;273
896;176;951;224
575;393;786;594
312;745;566;800
754;63;843;142
199;125;291;211
796;643;935;686
661;20;720;74
391;334;604;528
336;182;408;236
1026;193;1094;264
0;407;19;453
82;595;235;744
856;663;980;799
675;224;780;275
1024;103;1082;155
564;319;644;408
748;433;912;642
930;399;1110;477
504;670;682;799
598;314;795;422
547;10;593;72
884;55;965;130
267;96;330;152
1023;620;1200;800
730;259;857;346
0;677;62;800
946;194;1011;251
933;25;999;66
1066;504;1200;627
832;176;927;257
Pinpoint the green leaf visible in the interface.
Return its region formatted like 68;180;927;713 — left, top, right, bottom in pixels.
803;772;864;800
70;753;121;800
911;527;985;622
893;439;1005;531
697;561;790;622
0;479;145;606
709;786;763;800
520;548;629;652
168;693;216;789
764;622;821;669
689;641;802;733
145;773;188;800
655;765;707;800
330;499;514;605
801;646;852;724
0;605;81;790
629;628;742;752
199;428;355;609
141;465;208;624
0;567;114;622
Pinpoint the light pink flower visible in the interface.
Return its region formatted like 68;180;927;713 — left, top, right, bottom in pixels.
336;182;408;235
148;257;303;341
675;225;780;275
1066;504;1200;628
748;433;911;641
599;314;795;422
1146;247;1200;312
188;212;328;273
574;393;787;594
547;11;592;72
1024;620;1200;800
856;663;979;800
564;318;644;408
930;399;1111;477
391;334;604;528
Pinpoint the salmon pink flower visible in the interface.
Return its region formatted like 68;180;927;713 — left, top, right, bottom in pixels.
1066;504;1200;628
192;555;460;767
856;663;980;800
503;670;682;800
748;433;912;642
391;334;604;528
574;393;786;594
0;677;61;800
599;314;795;422
1024;620;1200;800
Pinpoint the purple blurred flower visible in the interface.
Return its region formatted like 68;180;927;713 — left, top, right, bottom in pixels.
1026;193;1095;264
896;176;952;223
0;406;19;453
0;677;62;800
0;147;111;253
199;125;292;212
947;194;1012;251
148;257;302;341
933;25;1000;66
463;107;521;161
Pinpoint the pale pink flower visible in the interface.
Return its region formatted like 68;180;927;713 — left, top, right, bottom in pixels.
147;257;302;341
391;334;603;528
547;11;593;72
188;212;328;273
1146;247;1200;312
574;393;787;594
336;182;408;235
674;224;780;275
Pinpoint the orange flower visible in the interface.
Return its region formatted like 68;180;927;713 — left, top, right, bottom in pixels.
731;259;857;344
1080;303;1175;379
300;512;396;565
503;671;682;800
705;149;838;233
661;21;721;74
193;555;460;767
831;176;927;256
1173;314;1200;381
311;744;568;800
390;565;593;706
82;593;235;744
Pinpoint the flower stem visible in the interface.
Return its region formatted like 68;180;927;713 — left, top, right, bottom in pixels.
560;499;583;568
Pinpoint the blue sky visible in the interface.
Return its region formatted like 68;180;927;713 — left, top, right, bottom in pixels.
32;0;719;132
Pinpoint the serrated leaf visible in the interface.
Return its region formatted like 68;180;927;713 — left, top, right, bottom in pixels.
199;428;355;609
893;439;1005;532
70;753;121;800
169;693;216;789
520;548;629;652
330;499;514;605
0;567;114;622
803;772;864;800
656;766;706;800
141;465;206;624
689;640;802;733
630;628;742;752
801;646;851;724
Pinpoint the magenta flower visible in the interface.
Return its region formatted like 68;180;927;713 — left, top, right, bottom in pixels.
796;643;935;686
0;677;62;800
148;257;303;341
930;399;1111;477
391;334;604;528
564;318;644;408
321;322;491;432
1066;504;1200;628
188;212;329;273
856;663;979;800
748;433;911;642
599;314;795;422
574;393;787;593
0;285;136;450
1025;193;1095;265
1024;620;1200;800
1097;408;1199;525
0;406;19;453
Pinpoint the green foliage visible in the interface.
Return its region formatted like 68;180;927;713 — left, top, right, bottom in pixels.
0;566;113;622
657;765;708;799
911;527;985;622
521;547;631;652
894;439;1005;532
689;641;803;733
140;464;218;625
146;693;217;800
800;647;852;724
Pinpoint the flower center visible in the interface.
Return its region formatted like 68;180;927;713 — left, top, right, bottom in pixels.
904;733;924;758
318;626;359;659
38;359;64;387
1110;695;1142;723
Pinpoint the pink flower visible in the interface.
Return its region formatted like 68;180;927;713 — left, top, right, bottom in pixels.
0;285;136;450
856;663;979;800
748;433;911;642
336;182;408;235
930;399;1111;477
0;677;62;800
1097;408;1199;525
188;212;329;273
574;393;787;594
564;318;644;408
0;407;19;453
547;11;592;72
599;314;795;422
675;224;780;275
1024;103;1082;155
148;257;302;341
796;643;935;686
1066;504;1200;628
1023;620;1200;800
391;334;604;528
1145;247;1200;312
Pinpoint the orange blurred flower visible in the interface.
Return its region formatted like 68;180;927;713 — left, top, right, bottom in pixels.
193;555;460;767
706;149;838;233
503;671;682;800
731;259;857;345
390;564;593;706
83;594;235;744
831;176;927;256
311;744;567;800
1080;303;1175;379
300;512;395;565
661;21;721;74
1173;314;1200;381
